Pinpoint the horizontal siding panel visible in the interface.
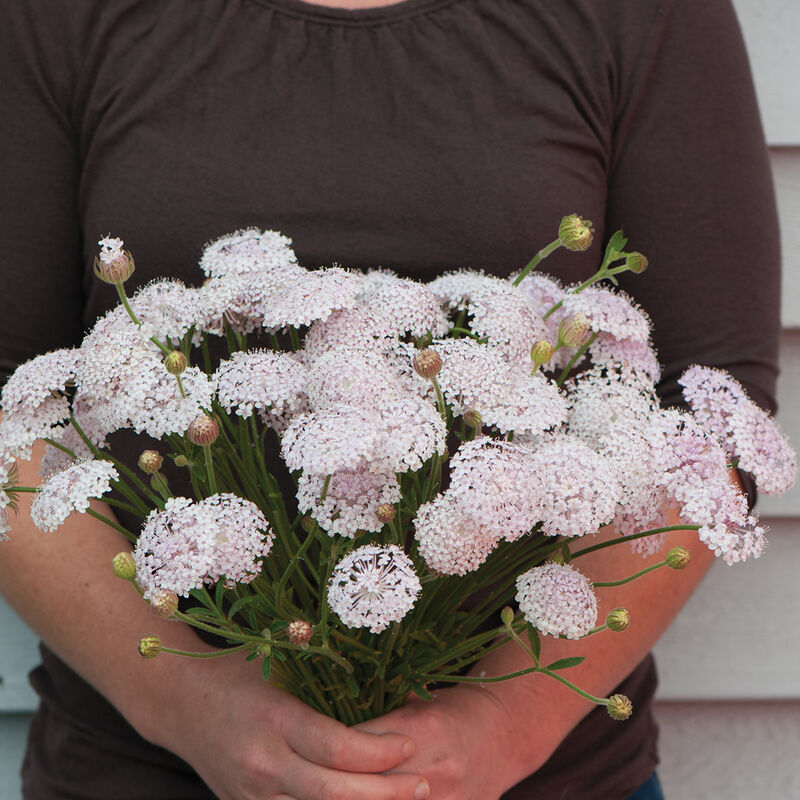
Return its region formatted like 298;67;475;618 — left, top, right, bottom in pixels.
655;700;800;799
734;0;800;145
771;148;800;328
654;517;800;700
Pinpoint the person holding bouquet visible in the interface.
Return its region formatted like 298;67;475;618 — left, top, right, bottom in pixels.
0;0;781;798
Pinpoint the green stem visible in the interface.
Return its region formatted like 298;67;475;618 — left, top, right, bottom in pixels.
570;525;699;559
85;507;136;543
593;560;667;588
203;445;217;494
557;332;598;386
160;644;249;658
512;239;561;287
115;283;141;326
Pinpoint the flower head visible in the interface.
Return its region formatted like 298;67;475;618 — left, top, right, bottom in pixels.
327;544;421;633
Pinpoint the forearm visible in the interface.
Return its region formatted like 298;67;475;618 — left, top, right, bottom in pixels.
472;509;716;787
0;441;222;744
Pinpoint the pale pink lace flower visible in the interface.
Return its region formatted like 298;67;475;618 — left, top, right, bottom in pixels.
447;437;541;540
135;494;273;598
327;544;421;633
515;562;598;639
30;460;118;532
281;406;382;475
589;334;661;383
303;308;397;362
129;280;201;344
678;365;746;455
561;287;651;344
433;338;566;435
729;403;796;495
199;228;298;278
528;435;620;538
297;468;401;537
214;350;309;429
0;349;81;460
262;268;363;330
305;349;400;411
360;271;450;339
414;493;501;575
97;237;124;264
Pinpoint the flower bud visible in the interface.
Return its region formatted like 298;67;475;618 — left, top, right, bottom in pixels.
164;350;187;375
413;348;443;380
376;503;396;524
287;619;313;648
94;238;135;284
174;455;191;468
500;606;515;626
138;449;163;475
138;634;162;659
463;409;482;429
606;693;633;720
257;642;272;657
187;415;219;446
530;340;554;369
558;314;591;348
606;608;630;632
666;546;691;570
111;551;137;581
625;252;648;274
149;589;179;619
558;214;594;252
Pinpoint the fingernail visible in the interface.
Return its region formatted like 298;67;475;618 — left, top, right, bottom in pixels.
403;740;415;759
415;781;430;799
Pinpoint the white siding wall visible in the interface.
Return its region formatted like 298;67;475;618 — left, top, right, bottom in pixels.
1;1;798;797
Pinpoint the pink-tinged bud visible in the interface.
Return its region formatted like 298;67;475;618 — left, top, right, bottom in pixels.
376;503;396;524
558;214;594;252
287;619;313;648
625;252;648;274
137;450;163;475
463;409;482;429
500;606;515;626
138;634;162;659
530;340;554;369
187;415;219;446
666;546;691;570
111;551;137;581
607;694;633;720
94;237;135;284
149;589;179;619
164;350;187;375
606;608;630;632
558;314;591;348
413;348;443;380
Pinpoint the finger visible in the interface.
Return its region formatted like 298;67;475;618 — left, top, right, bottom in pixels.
285;715;415;773
284;758;430;800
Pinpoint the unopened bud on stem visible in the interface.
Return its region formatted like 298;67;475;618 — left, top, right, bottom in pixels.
164;350;187;375
558;314;591;348
625;252;648;274
138;634;162;659
463;409;482;429
666;546;691;570
606;608;630;632
607;693;633;720
500;606;515;626
558;215;594;252
138;450;163;475
530;340;554;369
187;415;219;447
111;551;137;581
376;504;396;524
94;238;135;284
287;619;313;648
149;589;179;619
413;348;443;380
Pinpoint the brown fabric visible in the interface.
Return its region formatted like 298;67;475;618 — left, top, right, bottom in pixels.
0;0;779;797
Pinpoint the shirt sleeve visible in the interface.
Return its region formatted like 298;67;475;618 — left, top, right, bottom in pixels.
604;0;781;413
0;1;88;382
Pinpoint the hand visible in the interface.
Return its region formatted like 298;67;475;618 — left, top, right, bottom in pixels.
137;654;431;800
356;684;516;800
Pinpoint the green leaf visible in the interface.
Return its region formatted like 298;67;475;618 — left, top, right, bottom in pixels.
527;626;541;661
408;680;434;702
214;581;225;608
261;658;272;681
604;230;627;263
227;596;256;620
545;656;585;671
347;677;361;698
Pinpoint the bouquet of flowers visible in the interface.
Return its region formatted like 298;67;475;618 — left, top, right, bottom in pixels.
1;216;795;724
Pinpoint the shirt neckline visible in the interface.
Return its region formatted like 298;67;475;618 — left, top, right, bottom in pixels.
248;0;464;25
